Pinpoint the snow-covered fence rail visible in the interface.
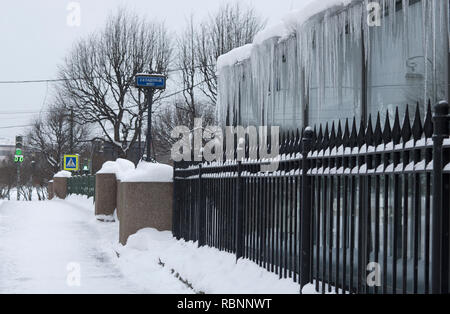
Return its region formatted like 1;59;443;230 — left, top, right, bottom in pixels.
67;175;96;199
173;101;450;294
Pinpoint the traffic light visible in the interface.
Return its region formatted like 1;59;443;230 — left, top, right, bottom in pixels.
14;136;24;163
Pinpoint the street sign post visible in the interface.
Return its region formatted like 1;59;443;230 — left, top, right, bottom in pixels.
64;155;79;171
134;73;167;162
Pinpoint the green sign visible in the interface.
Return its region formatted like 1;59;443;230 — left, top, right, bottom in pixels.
14;155;24;163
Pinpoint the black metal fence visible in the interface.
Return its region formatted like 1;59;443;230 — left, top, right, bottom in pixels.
67;175;96;199
173;101;450;294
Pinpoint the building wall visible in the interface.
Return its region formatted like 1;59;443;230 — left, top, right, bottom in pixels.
217;0;449;130
0;145;15;162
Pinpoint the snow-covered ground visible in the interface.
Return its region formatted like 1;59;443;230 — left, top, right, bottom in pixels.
117;229;299;294
0;196;303;294
0;196;188;294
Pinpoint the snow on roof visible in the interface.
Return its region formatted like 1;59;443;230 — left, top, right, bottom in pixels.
54;170;72;178
121;161;173;183
282;0;353;30
96;158;136;181
216;44;253;73
217;0;354;71
252;21;290;46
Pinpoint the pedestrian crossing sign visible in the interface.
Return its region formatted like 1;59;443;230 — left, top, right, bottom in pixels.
64;155;79;171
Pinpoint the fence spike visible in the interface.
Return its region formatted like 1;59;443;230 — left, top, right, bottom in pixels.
343;118;350;147
424;100;433;138
392;107;402;145
317;125;324;150
374;112;383;146
383;111;392;144
292;130;297;153
336;120;343;148
286;131;291;153
323;123;330;150
401;104;412;144
280;131;286;155
288;131;295;154
296;128;302;152
350;118;358;148
365;115;374;147
312;126;318;150
330;122;337;150
412;102;423;141
357;118;366;148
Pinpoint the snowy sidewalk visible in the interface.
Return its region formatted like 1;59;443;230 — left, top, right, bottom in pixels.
0;199;188;294
0;197;302;294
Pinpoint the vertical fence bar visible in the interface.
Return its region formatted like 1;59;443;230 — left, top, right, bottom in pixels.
236;161;244;260
263;172;268;269
173;165;178;239
300;129;313;292
413;144;421;294
283;171;289;278
271;176;276;273
276;173;281;275
402;145;409;294
432;101;450;294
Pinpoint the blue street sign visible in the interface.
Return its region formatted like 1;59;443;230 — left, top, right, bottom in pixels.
135;74;166;89
64;155;79;171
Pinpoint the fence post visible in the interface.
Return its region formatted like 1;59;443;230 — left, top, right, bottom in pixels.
236;161;244;261
300;127;313;292
198;164;206;247
432;100;450;294
173;163;179;240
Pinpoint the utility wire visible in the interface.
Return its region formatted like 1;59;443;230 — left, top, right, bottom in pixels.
0;64;216;85
0;111;51;115
0;124;33;129
0;78;211;131
0;78;211;115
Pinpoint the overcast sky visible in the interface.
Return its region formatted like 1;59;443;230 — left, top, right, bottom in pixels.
0;0;310;143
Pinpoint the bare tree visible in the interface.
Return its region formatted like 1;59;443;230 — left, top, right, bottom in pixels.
27;102;89;175
57;9;172;158
197;3;266;104
152;98;215;161
152;16;216;162
178;16;198;131
152;6;262;160
0;156;16;200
